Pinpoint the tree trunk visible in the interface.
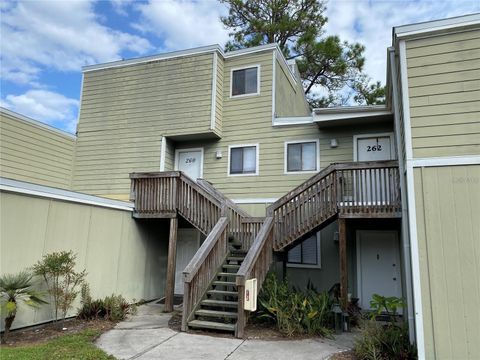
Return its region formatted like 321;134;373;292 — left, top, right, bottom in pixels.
2;315;15;344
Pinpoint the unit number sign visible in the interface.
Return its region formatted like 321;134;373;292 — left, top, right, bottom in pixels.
185;157;196;164
366;144;383;152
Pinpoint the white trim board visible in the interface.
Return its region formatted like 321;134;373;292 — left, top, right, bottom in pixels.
174;147;204;179
0;177;133;211
227;144;260;177
160;136;166;171
412;156;480;168
229;64;261;99
271;51;276;124
273;116;313;126
210;52;218;130
231;198;277;204
399;39;425;360
284;139;320;175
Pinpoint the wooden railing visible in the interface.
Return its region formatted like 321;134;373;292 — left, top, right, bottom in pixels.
130;172;179;216
336;162;401;217
181;217;229;331
177;174;222;235
267;161;400;251
235;217;274;337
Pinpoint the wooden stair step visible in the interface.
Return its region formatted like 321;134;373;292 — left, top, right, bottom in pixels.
188;320;235;332
195;309;238;318
217;272;236;277
223;264;240;269
227;256;245;262
201;299;238;308
207;289;238;296
212;281;236;286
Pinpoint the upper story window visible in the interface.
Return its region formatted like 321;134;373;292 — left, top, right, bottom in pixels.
285;140;319;173
231;65;260;97
228;144;259;176
288;233;320;267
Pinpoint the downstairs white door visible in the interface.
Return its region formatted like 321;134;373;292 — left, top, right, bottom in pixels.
356;230;402;311
175;229;200;295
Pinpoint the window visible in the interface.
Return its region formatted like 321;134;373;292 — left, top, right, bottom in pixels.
228;145;258;175
231;66;259;97
288;234;320;267
285;140;318;173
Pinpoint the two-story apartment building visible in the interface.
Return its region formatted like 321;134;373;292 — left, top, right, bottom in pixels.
1;14;478;359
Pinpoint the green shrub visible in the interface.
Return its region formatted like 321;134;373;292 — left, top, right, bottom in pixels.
354;294;417;360
77;283;137;322
33;251;86;324
355;322;417;360
255;272;332;337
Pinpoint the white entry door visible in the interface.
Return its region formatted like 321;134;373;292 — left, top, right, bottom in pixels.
356;230;402;311
354;134;394;205
175;148;203;180
175;229;200;295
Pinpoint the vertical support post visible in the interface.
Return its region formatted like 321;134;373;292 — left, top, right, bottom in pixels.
338;218;348;310
236;284;245;338
165;217;178;312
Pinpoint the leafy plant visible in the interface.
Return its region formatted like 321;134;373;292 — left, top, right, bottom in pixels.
77;283;136;322
355;322;417;360
354;294;416;360
255;272;332;337
33;251;86;325
0;270;47;343
370;294;406;322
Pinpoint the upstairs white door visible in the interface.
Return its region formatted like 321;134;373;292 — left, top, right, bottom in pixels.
175;148;203;180
354;134;394;205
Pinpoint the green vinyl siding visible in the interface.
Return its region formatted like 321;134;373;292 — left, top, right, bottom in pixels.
0;110;75;189
406;28;480;158
73;53;216;197
275;57;310;118
414;165;480;359
164;137;175;171
175;122;393;201
0;191;168;330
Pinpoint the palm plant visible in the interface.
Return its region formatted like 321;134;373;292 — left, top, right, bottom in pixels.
0;270;47;343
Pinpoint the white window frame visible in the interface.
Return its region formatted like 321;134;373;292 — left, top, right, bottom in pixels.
227;144;259;176
174;147;204;179
230;64;261;98
284;139;320;174
287;232;321;269
353;132;396;161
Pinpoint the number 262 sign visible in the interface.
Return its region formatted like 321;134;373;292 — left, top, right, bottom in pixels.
367;144;382;152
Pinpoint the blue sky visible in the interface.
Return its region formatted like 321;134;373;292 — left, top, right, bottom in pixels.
1;0;479;133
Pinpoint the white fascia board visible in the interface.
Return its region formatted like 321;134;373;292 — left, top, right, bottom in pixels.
83;45;222;72
313;107;392;123
231;198;278;204
0;178;133;211
0;107;76;139
394;13;480;39
273;116;313;126
412;155;480;167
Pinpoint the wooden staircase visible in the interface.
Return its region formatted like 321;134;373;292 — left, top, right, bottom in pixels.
129;160;401;338
187;250;246;333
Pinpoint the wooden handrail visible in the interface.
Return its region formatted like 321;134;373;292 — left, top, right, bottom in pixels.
235;217;274;337
130;171;180;179
182;217;229;331
267;160;399;213
197;178;250;217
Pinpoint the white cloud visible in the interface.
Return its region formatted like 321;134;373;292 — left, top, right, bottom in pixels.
1;0;153;85
1;90;79;133
325;0;480;84
133;0;229;51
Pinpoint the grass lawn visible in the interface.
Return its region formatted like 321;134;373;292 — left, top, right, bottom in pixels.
0;329;115;360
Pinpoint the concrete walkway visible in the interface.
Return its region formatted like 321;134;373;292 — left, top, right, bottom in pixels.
96;302;355;360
